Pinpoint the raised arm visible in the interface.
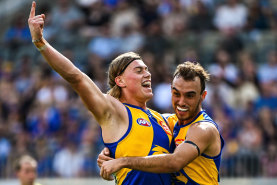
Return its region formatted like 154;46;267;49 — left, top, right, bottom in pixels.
100;122;220;178
28;2;124;124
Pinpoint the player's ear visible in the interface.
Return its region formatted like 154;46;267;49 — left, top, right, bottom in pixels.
201;90;207;101
115;76;126;88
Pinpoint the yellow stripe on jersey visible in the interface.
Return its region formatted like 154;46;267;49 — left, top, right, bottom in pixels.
104;103;173;185
166;111;224;185
184;156;219;184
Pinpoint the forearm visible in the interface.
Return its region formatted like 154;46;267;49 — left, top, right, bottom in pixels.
34;38;83;84
121;154;182;173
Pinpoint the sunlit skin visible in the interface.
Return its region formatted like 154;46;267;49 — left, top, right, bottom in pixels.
16;162;37;185
171;76;207;125
99;75;222;181
28;1;155;145
116;60;152;109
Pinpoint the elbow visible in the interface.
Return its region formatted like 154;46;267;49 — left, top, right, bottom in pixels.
166;156;184;172
170;162;183;172
66;70;84;85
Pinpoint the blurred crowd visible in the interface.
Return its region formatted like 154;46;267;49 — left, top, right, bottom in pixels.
0;0;277;178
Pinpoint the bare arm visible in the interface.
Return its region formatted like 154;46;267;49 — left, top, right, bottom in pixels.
100;141;198;178
101;122;220;178
28;2;124;123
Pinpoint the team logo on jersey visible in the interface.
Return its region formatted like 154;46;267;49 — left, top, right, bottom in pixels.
151;145;169;155
175;139;184;146
137;118;151;127
159;121;172;136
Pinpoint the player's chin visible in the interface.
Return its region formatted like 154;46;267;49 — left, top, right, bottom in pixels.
142;88;152;96
145;92;153;99
176;110;189;120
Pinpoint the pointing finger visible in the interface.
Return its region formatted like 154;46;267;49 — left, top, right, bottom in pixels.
29;1;36;18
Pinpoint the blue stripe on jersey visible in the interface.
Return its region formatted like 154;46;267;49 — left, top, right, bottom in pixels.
122;170;171;185
174;111;205;128
103;105;132;158
122;103;171;152
201;135;225;182
161;114;170;127
162;113;175;120
104;103;172;185
146;110;171;155
172;110;224;184
179;169;200;185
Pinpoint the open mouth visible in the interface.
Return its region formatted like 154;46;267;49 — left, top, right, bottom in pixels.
177;106;188;112
142;81;151;88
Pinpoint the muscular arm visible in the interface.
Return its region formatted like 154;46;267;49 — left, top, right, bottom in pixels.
101;139;199;176
101;122;220;178
28;2;124;123
36;39;109;120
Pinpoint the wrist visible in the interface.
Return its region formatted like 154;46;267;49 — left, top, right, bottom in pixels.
32;37;48;51
120;158;128;168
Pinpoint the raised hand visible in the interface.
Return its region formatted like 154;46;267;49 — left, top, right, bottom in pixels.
28;1;45;41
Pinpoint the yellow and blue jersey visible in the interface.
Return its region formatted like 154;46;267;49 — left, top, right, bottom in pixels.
165;111;224;185
104;103;173;185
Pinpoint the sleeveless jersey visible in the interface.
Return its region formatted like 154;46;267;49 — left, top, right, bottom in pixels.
165;111;224;185
104;103;173;185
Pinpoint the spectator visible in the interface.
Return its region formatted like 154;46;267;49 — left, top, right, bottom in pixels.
110;1;140;37
258;107;277;145
53;140;85;177
214;0;248;33
237;116;263;154
88;24;120;60
0;0;277;179
254;81;277;111
188;0;214;32
235;51;260;110
258;50;277;83
161;0;189;36
261;142;277;177
15;155;41;185
47;0;84;45
245;0;272;31
3;14;31;60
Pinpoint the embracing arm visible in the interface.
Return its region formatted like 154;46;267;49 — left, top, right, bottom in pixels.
102;141;199;174
100;143;198;179
101;122;220;178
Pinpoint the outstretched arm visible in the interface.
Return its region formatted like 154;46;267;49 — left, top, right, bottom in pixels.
101;122;220;178
28;1;124;123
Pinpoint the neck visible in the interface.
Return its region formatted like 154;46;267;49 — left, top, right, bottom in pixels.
21;182;34;185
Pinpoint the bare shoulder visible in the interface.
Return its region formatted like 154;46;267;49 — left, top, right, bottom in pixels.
193;121;218;131
105;94;128;120
101;94;129;143
105;94;125;109
186;121;221;155
188;121;219;141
